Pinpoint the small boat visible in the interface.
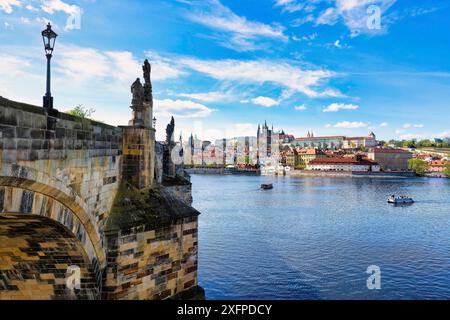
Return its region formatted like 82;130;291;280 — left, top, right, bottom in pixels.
388;195;414;204
261;184;274;190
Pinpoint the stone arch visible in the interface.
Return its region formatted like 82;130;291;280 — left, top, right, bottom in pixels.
0;214;99;300
0;164;106;272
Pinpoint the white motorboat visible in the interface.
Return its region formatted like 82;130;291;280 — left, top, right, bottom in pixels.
388;195;415;204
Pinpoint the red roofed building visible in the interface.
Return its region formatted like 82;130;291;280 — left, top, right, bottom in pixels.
368;148;413;171
428;160;450;173
416;154;434;162
307;155;381;172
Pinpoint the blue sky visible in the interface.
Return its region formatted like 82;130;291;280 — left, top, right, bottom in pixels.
1;0;450;141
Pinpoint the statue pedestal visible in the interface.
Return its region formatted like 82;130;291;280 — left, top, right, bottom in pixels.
120;126;156;189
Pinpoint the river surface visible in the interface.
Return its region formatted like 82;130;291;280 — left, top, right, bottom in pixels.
191;175;450;300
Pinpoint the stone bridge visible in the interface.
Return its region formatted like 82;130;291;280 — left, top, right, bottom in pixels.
0;61;201;300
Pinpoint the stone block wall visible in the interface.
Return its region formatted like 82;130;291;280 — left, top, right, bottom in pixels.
121;126;155;189
0;97;123;270
0;214;99;300
0;98;122;230
103;216;198;300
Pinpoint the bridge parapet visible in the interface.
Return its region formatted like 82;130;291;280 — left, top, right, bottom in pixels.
0;97;123;270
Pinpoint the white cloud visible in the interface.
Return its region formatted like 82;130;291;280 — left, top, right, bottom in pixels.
403;123;424;129
294;104;307;111
437;131;450;138
250;96;279;107
292;14;315;27
154;99;215;118
40;0;79;15
292;32;318;42
323;103;359;112
315;0;397;37
380;122;389;127
25;4;38;11
274;0;305;13
54;45;185;83
0;0;22;13
333;121;369;128
400;133;422;140
104;51;141;82
316;7;339;25
56;45;110;80
317;88;346;98
179;58;337;98
186;0;287;51
177;91;232;103
145;51;187;80
332;39;350;49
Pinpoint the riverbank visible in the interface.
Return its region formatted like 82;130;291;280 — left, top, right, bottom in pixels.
184;168;449;179
185;168;260;176
287;170;417;178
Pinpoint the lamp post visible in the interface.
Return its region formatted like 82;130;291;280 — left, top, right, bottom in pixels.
153;117;157;129
41;23;58;111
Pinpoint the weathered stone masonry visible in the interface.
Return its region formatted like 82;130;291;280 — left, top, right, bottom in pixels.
0;97;122;288
103;215;198;300
0;61;201;300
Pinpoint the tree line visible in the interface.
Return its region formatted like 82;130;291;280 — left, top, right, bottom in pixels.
388;139;450;149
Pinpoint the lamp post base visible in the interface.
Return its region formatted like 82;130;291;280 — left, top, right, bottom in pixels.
43;96;59;118
43;95;54;111
43;95;53;111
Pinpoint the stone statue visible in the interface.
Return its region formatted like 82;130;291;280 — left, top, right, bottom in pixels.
143;59;151;85
142;59;153;103
166;117;175;144
131;78;143;106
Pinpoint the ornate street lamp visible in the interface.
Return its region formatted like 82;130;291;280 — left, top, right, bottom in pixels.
41;23;58;111
153;117;157;128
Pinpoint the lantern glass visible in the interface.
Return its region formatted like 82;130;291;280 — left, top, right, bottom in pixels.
41;23;58;56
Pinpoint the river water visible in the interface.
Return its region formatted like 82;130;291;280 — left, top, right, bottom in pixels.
191;175;450;300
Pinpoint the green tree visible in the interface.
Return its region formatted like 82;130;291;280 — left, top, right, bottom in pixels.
408;158;428;176
67;105;95;119
403;139;417;148
444;164;450;178
417;140;434;148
